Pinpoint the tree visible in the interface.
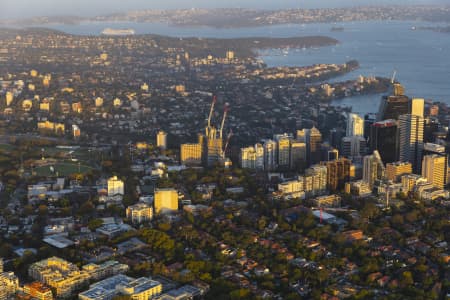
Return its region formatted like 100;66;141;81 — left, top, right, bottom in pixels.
38;204;48;216
400;271;414;287
88;219;104;231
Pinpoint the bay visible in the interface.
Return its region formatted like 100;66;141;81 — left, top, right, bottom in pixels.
40;20;450;115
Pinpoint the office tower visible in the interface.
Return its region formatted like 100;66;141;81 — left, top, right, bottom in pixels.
399;114;424;173
341;136;367;160
240;144;264;170
410;98;424;117
386;162;412;182
346;113;364;137
154;188;178;214
329;128;345;150
181;143;202;165
377;94;410;121
369;119;398;163
309;127;323;165
263;139;277;171
254;143;265;170
290;141;307;170
362;150;385;188
274;134;291;168
320;158;351;192
296;129;307;143
107;176;124;196
364;113;376;140
156;130;167;150
422;155;447;188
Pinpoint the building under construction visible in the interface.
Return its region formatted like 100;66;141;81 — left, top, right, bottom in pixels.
181;96;231;167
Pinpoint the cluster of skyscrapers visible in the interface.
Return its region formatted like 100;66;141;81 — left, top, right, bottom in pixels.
240;127;323;172
240;82;449;200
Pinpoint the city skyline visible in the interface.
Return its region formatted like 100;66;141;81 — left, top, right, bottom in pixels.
1;0;449;19
0;1;449;298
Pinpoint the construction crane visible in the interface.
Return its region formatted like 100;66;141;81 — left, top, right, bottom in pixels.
219;103;229;140
207;95;216;130
391;70;397;84
222;130;233;159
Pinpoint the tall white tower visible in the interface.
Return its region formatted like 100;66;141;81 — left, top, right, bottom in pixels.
346;113;364;137
399;114;424;173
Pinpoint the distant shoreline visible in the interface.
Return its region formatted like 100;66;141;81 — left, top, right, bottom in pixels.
2;5;450;29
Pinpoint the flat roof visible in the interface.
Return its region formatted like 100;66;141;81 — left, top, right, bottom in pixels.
43;235;74;249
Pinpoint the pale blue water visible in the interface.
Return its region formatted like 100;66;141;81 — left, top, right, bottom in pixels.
41;20;450;115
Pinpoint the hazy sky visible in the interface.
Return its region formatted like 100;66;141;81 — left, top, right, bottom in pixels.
1;0;449;19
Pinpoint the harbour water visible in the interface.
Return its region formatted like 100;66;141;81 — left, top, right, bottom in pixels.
42;20;450;115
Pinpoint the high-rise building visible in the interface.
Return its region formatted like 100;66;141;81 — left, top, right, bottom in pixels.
369;119;398;164
341;136;367;160
107;176;124;196
154;188;178;214
386;162;413;182
393;83;405;96
263;139;277;171
203;98;228;166
275;134;291;168
205;129;223;166
346;113;364;137
156;130;167;150
362;151;385;188
309;127;323;165
398;114;424;173
364;113;377;140
410;98;424;117
377;94;410;121
290;141;307;170
305;165;328;195
181;143;202;165
329;128;345;150
422;154;447;188
240;144;264;170
320;158;351;192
